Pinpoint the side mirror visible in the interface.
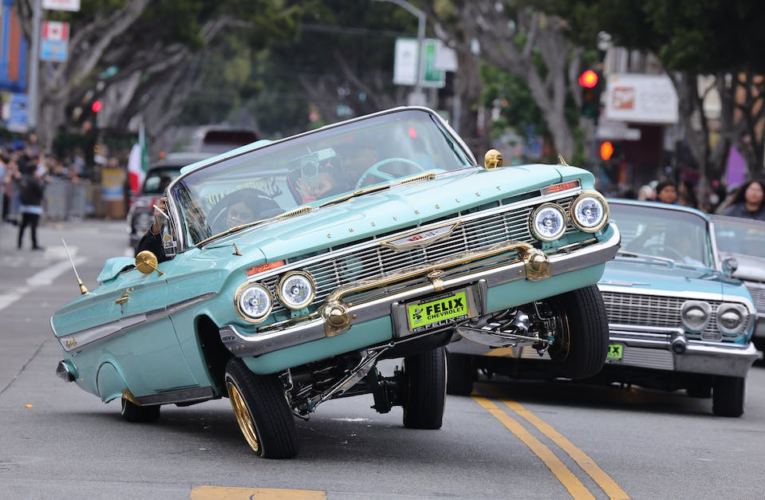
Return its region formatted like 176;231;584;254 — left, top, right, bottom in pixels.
484;149;503;170
136;251;164;277
722;256;738;276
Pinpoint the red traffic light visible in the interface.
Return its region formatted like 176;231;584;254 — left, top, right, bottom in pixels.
600;141;614;161
91;100;103;113
579;70;599;89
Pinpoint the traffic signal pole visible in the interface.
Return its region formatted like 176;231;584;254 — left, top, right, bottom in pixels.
28;0;42;129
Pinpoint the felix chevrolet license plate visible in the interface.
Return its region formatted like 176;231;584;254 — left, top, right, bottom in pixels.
407;290;470;333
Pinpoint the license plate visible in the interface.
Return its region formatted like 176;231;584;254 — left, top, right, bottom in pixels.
606;343;624;362
407;290;470;333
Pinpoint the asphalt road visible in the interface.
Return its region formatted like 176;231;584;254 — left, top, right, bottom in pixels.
1;219;764;500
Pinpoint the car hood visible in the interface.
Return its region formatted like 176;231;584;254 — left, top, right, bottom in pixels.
599;258;723;296
205;165;568;262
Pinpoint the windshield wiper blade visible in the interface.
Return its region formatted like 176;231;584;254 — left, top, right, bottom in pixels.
318;184;391;208
197;206;313;247
616;250;675;265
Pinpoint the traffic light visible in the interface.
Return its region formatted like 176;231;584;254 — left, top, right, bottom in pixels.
91;100;103;113
600;141;614;161
579;70;603;122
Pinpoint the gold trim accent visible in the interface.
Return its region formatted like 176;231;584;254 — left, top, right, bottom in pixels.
569;190;609;233
122;389;141;406
428;270;446;292
557;154;569;166
227;382;260;453
523;248;552;281
77;279;89;295
380;221;461;251
234;282;273;324
529;203;568;242
399;172;436;184
484;149;503;169
197;206;314;247
115;293;129;305
276;271;316;310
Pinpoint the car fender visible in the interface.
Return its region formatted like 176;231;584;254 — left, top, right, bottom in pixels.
96;361;129;403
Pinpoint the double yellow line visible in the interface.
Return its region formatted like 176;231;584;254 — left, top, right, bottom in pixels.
472;392;629;500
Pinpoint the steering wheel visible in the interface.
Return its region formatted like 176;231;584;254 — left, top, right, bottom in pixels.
355;157;425;189
643;242;685;262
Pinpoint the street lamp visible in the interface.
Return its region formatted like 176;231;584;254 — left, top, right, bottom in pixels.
373;0;427;106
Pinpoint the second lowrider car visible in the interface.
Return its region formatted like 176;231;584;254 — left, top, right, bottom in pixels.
448;201;759;417
51;107;619;458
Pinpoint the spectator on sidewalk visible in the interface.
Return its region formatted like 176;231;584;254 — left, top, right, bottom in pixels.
654;181;678;205
722;179;765;221
15;161;46;251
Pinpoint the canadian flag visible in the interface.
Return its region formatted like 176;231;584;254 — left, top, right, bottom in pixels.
42;21;69;42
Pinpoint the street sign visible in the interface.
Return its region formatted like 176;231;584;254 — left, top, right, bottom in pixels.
393;38;450;88
42;0;80;12
7;93;28;132
40;21;69;62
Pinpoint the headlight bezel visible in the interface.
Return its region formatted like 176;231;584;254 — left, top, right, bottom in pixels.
569;190;609;233
530;203;568;242
277;271;316;310
716;303;749;336
681;300;711;333
234;282;273;324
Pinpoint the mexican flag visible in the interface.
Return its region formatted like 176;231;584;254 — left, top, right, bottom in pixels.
128;122;148;194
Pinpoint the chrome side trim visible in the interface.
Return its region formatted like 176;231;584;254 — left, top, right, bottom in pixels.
219;226;620;357
57;292;217;353
135;386;215;406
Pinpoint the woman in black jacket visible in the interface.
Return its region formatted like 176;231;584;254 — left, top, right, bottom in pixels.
723;179;765;221
16;161;45;250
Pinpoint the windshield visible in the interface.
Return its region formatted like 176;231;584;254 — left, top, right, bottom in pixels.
713;216;765;259
171;109;474;245
142;167;182;195
611;204;714;268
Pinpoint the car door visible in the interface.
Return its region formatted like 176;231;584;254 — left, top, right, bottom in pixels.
110;260;197;396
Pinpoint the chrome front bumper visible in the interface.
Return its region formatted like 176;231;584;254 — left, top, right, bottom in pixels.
219;227;620;357
607;324;759;378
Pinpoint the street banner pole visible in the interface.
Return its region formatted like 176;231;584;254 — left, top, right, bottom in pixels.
28;0;42;129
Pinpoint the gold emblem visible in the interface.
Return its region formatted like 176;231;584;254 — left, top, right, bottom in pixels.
64;338;78;348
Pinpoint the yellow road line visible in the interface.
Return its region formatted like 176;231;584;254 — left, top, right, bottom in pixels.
190;485;326;500
502;399;630;500
471;396;595;500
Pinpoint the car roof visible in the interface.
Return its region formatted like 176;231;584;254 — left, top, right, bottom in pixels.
149;152;215;170
607;198;713;223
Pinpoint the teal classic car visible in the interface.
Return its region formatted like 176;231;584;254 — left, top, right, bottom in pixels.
448;201;759;417
51;108;620;458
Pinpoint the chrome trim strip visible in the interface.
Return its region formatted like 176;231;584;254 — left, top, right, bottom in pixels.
247;188;584;283
597;285;756;314
135;386;215;406
57;292;217;353
219;226;620;357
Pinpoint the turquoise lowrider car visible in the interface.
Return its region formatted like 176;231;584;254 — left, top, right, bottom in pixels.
448;201;758;417
51;108;620;458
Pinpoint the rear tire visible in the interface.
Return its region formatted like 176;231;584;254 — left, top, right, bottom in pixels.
225;358;299;458
548;285;609;379
403;347;446;429
446;352;475;396
120;398;161;423
712;376;746;417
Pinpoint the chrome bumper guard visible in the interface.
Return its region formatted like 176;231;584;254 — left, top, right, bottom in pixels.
219;227;620;358
608;324;759;378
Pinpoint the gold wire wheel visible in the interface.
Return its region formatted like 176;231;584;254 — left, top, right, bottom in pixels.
227;381;259;453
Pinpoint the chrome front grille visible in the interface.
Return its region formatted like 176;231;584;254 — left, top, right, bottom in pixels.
600;291;725;341
744;282;765;314
264;197;575;314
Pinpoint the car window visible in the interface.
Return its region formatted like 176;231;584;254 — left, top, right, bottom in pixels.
714;217;765;259
172;109;474;245
142;167;182;195
611;204;713;268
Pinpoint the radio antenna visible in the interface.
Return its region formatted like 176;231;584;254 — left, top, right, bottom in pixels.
62;238;89;295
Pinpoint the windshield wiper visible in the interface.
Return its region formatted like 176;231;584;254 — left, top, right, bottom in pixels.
318;184;392;208
616;250;675;265
196;206;313;247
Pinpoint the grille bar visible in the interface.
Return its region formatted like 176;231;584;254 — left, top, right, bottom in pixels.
744;282;765;313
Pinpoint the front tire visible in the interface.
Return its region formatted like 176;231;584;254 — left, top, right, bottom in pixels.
713;376;746;417
547;285;609;379
446;352;475;396
225;358;299;458
120;398;161;423
403;347;446;429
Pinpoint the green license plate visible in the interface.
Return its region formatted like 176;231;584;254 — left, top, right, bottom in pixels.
407;290;470;333
606;343;624;361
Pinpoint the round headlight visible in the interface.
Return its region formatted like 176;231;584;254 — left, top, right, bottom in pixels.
530;203;567;241
235;283;272;323
681;300;711;333
570;191;608;232
277;271;315;310
717;303;748;336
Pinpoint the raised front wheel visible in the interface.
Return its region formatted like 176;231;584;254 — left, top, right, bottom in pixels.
402;346;447;429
